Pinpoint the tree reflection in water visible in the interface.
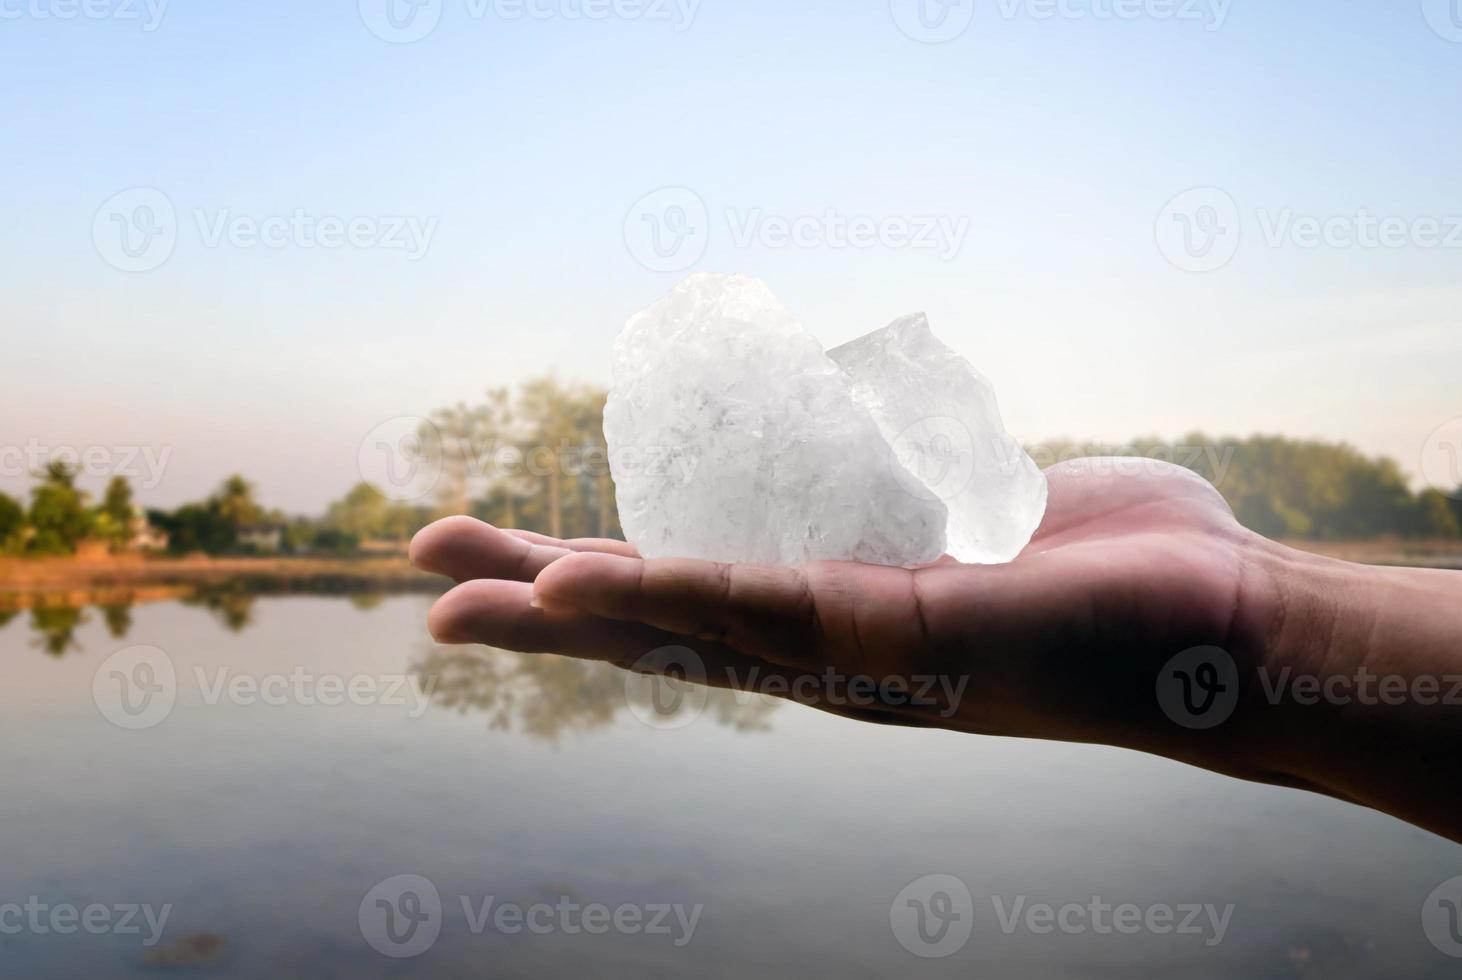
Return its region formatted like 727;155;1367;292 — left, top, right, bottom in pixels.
100;602;133;639
29;605;89;656
182;588;258;633
414;646;780;743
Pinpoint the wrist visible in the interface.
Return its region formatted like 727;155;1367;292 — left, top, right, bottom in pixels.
1237;540;1462;833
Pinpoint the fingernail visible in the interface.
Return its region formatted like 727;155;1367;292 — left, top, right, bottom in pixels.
530;593;575;614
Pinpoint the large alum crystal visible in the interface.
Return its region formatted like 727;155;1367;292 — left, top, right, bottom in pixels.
604;274;1046;566
829;315;1048;565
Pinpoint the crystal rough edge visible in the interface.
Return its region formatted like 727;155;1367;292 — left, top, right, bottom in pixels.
604;273;948;566
828;314;1048;564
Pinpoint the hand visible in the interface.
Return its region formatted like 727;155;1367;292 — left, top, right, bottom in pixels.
415;461;1275;768
410;458;1462;842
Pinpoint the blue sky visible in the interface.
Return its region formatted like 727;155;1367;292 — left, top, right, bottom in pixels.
3;0;1460;511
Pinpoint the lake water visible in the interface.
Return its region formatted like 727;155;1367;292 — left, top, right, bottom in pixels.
1;593;1457;978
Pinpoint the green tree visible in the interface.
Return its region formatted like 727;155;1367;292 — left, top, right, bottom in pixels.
27;461;89;555
0;491;23;551
325;482;390;539
93;475;137;549
1416;489;1461;538
212;475;261;528
102;475;134;525
513;377;615;539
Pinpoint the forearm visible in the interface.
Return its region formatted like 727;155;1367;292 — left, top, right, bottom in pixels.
1246;543;1462;840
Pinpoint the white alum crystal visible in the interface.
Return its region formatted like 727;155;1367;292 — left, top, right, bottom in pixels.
829;314;1048;565
604;274;1046;567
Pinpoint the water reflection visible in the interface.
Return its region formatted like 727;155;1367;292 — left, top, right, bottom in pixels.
414;646;779;743
182;587;258;632
99;601;132;638
0;587;782;740
29;605;88;656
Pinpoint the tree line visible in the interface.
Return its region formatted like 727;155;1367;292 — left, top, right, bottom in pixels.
2;380;1458;558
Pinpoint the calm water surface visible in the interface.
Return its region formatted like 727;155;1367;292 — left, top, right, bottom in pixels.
0;594;1456;978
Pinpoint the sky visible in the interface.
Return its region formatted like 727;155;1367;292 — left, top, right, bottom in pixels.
2;0;1460;513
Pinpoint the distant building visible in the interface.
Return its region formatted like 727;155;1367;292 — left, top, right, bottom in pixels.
236;524;284;553
127;512;169;553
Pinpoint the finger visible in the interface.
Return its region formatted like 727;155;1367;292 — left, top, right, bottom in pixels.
429;579;673;658
410;516;588;584
430;579;790;690
430;579;937;726
531;552;827;664
505;529;640;558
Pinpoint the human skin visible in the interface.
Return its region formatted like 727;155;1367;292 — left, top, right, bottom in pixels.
411;459;1462;843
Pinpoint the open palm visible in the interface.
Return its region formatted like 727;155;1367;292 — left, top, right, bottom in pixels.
413;458;1293;784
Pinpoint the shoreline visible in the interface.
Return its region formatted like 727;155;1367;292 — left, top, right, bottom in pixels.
0;554;440;609
0;538;1458;591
